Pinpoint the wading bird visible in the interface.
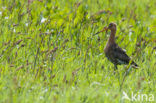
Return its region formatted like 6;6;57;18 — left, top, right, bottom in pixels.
95;22;138;70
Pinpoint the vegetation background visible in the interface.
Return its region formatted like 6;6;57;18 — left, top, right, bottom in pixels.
0;0;156;102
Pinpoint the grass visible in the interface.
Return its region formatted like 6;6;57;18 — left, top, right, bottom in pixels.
0;0;156;103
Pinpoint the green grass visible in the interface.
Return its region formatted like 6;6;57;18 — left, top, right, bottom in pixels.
0;0;156;103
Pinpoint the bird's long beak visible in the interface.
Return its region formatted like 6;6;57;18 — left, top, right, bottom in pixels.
93;26;108;36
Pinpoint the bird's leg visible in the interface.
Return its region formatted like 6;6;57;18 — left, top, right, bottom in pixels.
114;64;118;70
113;64;118;74
124;66;132;76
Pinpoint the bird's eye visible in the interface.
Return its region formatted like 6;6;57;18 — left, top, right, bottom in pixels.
109;24;112;27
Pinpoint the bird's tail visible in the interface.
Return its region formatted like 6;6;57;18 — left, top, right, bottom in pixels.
131;61;139;69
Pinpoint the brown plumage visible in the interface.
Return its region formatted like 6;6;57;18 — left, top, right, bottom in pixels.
101;23;138;69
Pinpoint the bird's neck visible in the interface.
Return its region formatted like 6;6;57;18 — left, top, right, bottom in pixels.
108;29;116;44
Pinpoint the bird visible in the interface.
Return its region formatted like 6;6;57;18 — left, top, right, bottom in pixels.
95;22;138;70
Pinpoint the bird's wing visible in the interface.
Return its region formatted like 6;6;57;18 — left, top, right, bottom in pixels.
112;44;131;64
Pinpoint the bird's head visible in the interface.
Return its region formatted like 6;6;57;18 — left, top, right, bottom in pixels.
94;22;117;35
99;22;117;32
108;22;117;31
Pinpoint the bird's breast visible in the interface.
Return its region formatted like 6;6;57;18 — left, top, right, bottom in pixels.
104;42;111;53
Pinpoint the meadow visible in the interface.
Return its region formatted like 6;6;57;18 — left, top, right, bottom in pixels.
0;0;156;103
